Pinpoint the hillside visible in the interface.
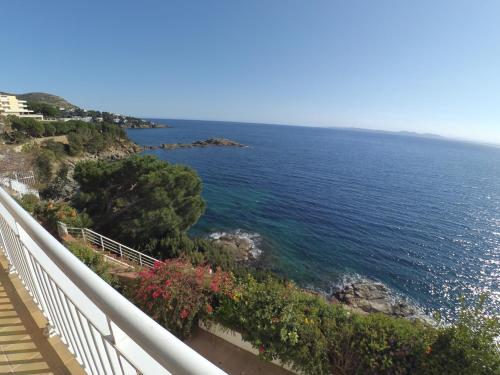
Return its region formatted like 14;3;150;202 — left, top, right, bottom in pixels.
0;92;77;109
17;92;77;109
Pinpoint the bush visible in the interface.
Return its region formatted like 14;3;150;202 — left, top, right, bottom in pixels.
214;274;499;375
67;133;84;156
34;149;56;183
43;122;56;136
64;240;116;286
215;274;334;374
422;296;500;375
144;233;235;270
42;139;66;158
18;194;40;214
328;313;432;375
133;259;234;338
31;200;93;235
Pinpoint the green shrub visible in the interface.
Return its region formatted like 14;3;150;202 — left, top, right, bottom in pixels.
64;240;116;286
215;275;333;374
214;274;499;375
34;149;56;183
421;296;500;375
41;139;66;158
18;194;40;214
43;122;56;136
67;133;84;156
328;313;432;375
144;233;235;270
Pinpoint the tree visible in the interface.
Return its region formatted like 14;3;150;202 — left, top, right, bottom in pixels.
27;101;61;117
67;133;84;156
43;122;56;136
72;155;206;253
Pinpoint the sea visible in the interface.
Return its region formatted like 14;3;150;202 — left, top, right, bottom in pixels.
127;119;500;320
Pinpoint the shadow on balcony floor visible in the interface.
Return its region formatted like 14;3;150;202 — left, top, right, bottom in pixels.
0;256;84;374
187;329;294;375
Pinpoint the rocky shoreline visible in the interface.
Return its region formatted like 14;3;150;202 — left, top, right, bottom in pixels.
331;281;426;320
144;138;246;150
124;123;171;129
209;230;262;262
207;229;425;320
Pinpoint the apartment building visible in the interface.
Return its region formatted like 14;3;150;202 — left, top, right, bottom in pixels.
0;94;43;119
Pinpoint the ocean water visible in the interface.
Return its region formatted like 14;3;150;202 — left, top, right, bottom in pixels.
127;119;500;319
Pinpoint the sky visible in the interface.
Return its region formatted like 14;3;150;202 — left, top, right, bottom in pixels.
2;0;499;143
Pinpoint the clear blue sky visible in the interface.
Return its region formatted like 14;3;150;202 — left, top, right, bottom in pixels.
2;0;499;143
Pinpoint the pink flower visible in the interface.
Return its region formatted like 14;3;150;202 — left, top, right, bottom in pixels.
180;309;190;319
152;290;161;299
210;280;220;293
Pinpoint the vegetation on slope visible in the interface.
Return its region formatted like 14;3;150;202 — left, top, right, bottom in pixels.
132;258;500;375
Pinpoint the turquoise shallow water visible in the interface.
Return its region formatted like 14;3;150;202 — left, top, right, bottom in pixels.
127;119;500;320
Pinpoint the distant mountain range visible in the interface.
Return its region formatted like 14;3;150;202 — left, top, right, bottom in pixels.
335;127;445;140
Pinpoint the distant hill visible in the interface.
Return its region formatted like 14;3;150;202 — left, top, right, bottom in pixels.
16;92;77;109
0;92;77;110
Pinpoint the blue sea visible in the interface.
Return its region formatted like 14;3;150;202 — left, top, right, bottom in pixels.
127;119;500;320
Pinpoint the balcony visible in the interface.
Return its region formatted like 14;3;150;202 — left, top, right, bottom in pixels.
0;186;227;375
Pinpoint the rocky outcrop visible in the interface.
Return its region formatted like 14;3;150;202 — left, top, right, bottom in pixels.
124;123;170;129
332;281;419;318
95;140;143;160
145;138;246;150
209;231;262;262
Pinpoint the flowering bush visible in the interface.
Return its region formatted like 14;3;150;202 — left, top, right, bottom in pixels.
215;274;337;374
133;259;234;338
18;196;92;235
214;274;499;375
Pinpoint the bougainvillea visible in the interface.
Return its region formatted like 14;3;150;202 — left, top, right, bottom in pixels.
133;259;234;338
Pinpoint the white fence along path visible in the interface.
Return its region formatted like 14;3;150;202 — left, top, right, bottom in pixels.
58;222;160;270
0;186;226;375
0;170;39;197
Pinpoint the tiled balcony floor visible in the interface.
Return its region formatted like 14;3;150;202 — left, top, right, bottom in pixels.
0;256;85;374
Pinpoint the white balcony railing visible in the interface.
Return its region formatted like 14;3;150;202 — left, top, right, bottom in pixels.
0;186;226;375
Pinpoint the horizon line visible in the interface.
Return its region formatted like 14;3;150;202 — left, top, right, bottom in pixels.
137;116;500;149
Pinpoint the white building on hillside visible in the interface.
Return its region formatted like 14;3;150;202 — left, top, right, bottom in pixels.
0;95;43;119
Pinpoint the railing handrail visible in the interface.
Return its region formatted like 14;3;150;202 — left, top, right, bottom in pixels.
65;224;160;267
0;187;226;375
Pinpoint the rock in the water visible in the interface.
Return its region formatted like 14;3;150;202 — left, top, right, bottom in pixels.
145;138;246;150
209;230;262;262
333;281;418;318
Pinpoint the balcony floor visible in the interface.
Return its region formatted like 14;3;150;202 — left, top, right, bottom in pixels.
0;255;85;374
